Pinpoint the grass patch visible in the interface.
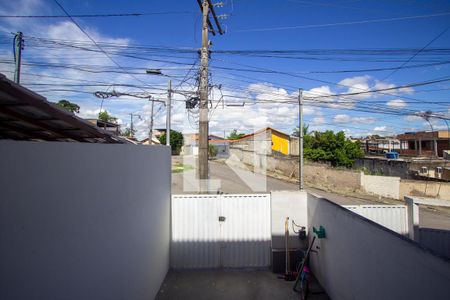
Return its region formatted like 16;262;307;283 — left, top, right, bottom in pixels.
172;163;194;173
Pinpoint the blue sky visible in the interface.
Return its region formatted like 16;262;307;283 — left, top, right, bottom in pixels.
0;0;449;139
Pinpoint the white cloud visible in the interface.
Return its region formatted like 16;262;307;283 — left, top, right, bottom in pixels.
386;99;407;108
332;114;376;124
339;75;371;88
304;85;333;99
374;81;414;96
333;114;351;123
352;117;376;124
78;107;101;119
404;115;423;122
338;75;371;101
304;85;356;109
311;117;325;125
374;126;387;132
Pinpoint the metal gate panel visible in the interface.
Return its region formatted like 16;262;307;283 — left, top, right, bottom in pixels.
171;194;271;269
344;205;408;235
171;194;221;268
220;194;271;267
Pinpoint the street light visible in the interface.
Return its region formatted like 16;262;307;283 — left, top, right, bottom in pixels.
93;90;164;143
145;70;172;147
146;69;162;76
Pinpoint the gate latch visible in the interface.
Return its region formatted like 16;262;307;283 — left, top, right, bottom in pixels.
219;216;226;222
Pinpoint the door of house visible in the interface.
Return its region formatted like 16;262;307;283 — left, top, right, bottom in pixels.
171;194;271;269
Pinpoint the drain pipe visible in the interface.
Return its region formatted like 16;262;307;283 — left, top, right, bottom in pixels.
285;217;290;273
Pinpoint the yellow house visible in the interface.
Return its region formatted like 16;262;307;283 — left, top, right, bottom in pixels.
270;128;290;155
232;127;291;155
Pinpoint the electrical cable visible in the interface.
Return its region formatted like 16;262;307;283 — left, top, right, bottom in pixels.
380;27;449;81
0;11;195;18
235;11;450;32
52;0;162;92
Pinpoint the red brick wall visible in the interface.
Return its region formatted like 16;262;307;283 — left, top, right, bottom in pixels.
437;140;449;157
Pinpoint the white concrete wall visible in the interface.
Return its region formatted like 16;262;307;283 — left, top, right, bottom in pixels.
361;173;400;199
307;193;450;300
0;141;171;300
271;191;307;249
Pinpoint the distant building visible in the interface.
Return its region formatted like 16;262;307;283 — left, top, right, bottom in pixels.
397;131;450;157
153;128;167;139
363;137;401;155
182;133;228;156
210;139;230;157
230;127;290;155
140;137;161;145
442;167;450;181
86;119;120;135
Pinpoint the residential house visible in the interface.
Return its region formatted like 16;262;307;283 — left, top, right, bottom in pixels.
153;128;167;139
363;137;401;155
397;131;450;157
86;118;120;135
230;127;290;155
140;137;161;145
182;133;229;156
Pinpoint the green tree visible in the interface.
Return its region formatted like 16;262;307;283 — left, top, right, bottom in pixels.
208;144;218;157
303;130;364;167
159;130;184;155
227;129;245;140
55;99;80;113
292;124;309;137
121;127;135;138
98;110;117;123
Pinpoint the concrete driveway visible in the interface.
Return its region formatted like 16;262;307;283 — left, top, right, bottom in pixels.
156;270;329;300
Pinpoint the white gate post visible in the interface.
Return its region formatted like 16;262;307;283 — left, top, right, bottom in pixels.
405;196;420;242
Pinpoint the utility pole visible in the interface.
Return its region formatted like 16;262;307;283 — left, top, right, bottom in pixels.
129;113;142;139
197;0;224;192
298;89;304;190
14;32;23;84
166;80;172;146
198;0;211;192
130;113;135;137
149;99;154;144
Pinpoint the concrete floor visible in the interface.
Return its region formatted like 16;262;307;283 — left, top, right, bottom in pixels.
156;269;329;300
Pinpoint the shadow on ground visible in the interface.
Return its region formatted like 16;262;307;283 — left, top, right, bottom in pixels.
156;269;329;300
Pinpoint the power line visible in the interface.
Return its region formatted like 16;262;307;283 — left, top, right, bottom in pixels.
0;11;195;18
287;0;385;12
381;26;450;81
211;70;450;99
235;11;450;32
52;0;158;92
209;56;449;105
14;33;450;58
306;77;450;99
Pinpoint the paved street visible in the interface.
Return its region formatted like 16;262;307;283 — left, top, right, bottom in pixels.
172;159;450;230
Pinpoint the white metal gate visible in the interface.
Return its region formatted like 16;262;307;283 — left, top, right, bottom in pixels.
344;205;408;235
171;194;271;269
